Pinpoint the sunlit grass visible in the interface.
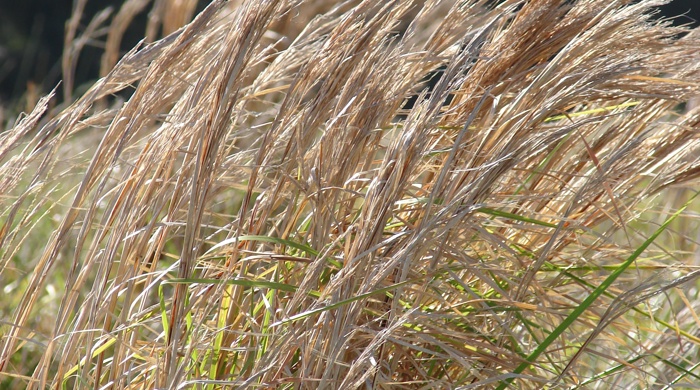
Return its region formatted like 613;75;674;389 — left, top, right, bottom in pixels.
2;0;700;388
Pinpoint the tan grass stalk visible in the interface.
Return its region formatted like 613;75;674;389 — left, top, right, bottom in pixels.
2;0;700;388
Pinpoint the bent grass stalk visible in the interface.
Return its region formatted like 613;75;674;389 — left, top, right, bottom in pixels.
2;0;700;388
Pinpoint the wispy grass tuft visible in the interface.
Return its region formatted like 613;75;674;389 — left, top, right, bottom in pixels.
2;0;700;388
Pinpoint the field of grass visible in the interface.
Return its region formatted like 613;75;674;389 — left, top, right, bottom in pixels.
2;0;700;388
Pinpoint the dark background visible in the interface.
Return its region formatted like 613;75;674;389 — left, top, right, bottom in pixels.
0;0;698;105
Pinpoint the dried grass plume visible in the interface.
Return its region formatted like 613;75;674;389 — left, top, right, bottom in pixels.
2;0;700;388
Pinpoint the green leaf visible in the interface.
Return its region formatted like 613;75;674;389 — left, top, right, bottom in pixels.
270;278;415;327
477;207;558;228
206;235;319;256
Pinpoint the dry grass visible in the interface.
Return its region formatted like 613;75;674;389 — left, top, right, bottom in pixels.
2;0;700;388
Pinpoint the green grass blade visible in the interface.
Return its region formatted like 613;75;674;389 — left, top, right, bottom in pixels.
495;190;700;390
205;234;319;256
270;278;415;327
476;207;558;228
168;277;298;293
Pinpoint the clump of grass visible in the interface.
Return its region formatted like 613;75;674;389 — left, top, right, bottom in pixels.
2;0;700;388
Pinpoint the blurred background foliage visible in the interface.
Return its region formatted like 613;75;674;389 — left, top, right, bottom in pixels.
0;0;209;114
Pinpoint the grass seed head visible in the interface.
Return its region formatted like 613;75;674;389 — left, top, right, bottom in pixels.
1;0;700;388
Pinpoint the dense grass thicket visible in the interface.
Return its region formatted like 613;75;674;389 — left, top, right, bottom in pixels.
2;0;700;388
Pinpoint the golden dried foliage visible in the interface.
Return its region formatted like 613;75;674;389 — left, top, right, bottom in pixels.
2;0;700;388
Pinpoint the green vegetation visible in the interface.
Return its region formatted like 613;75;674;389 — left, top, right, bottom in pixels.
2;0;700;388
